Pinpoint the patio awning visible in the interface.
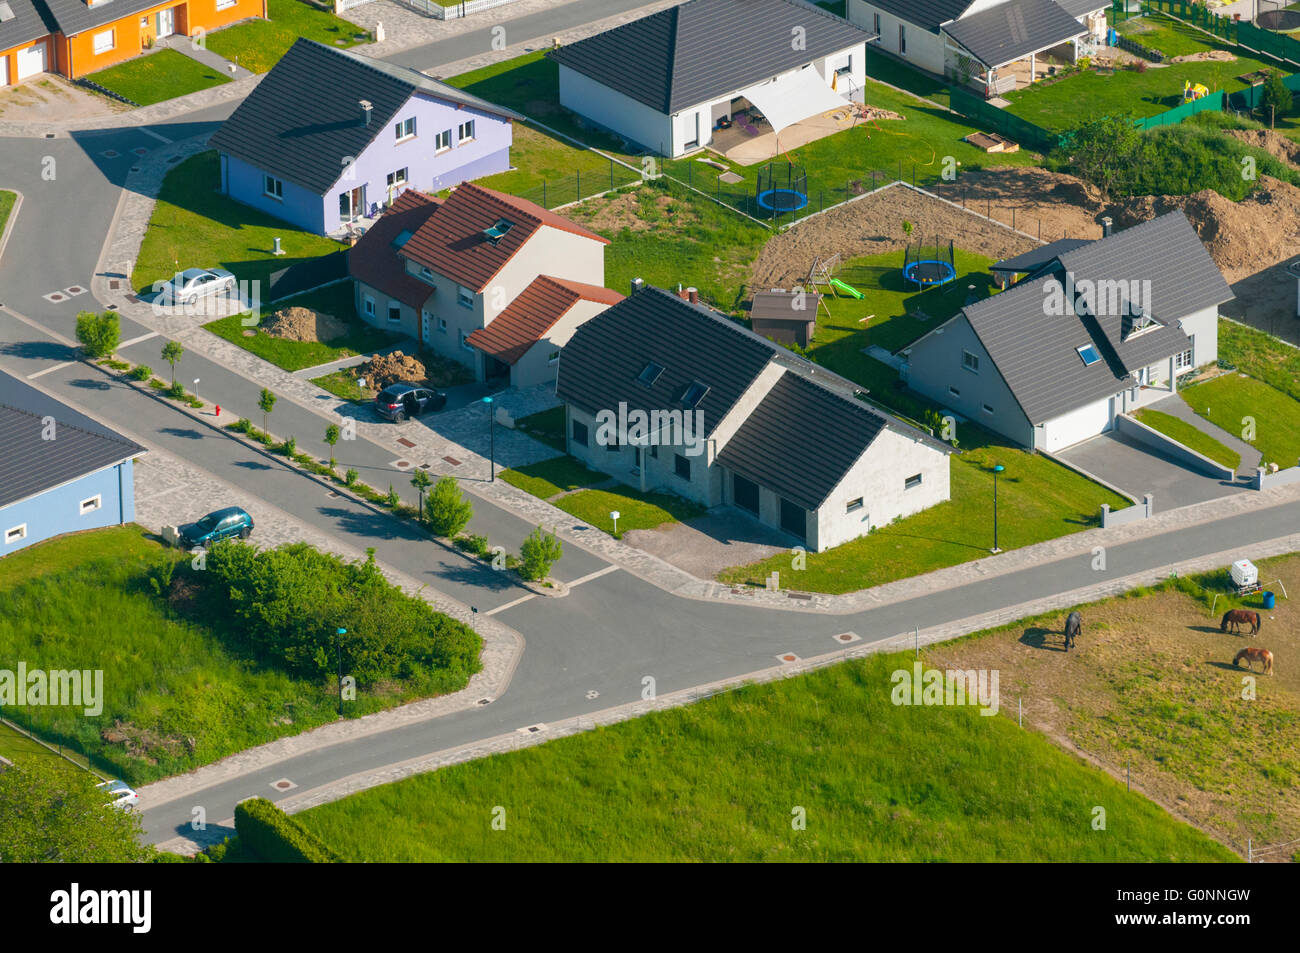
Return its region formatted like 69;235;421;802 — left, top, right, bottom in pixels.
738;66;848;135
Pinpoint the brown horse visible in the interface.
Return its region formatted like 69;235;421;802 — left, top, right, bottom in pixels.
1234;647;1274;675
1221;609;1261;635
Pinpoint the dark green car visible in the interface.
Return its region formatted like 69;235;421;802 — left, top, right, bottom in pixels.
178;506;254;548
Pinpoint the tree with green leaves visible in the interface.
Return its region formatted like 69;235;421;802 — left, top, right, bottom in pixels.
519;525;563;582
74;310;120;359
424;476;473;537
0;759;150;862
161;339;184;384
324;424;340;469
1261;69;1292;126
410;468;432;522
1061;114;1144;200
258;388;277;434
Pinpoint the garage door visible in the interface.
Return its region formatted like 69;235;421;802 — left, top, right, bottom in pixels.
1041;397;1114;452
16;42;46;81
733;474;760;515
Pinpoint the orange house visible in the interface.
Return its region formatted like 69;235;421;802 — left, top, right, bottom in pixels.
0;0;57;87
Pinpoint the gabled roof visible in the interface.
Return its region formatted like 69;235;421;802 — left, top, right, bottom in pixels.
347;189;442;309
0;371;146;511
716;371;887;511
1055;0;1109;16
210;38;522;196
751;289;823;322
548;0;872;114
0;0;55;52
990;237;1091;276
943;0;1086;69
400;182;608;293
860;0;977;32
466;276;623;365
39;0;157;36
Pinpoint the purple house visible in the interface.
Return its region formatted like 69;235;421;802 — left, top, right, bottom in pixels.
210;38;521;237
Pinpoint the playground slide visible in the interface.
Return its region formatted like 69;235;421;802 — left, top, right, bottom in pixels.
829;278;864;299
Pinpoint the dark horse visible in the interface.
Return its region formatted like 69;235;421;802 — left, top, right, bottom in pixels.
1064;611;1083;651
1221;609;1261;635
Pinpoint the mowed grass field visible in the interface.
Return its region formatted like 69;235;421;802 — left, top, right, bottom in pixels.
296;650;1233;861
1182;372;1300;471
928;554;1300;854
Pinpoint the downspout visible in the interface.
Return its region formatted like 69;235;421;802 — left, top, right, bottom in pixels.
118;463;125;525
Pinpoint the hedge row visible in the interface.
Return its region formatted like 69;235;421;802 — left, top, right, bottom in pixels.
234;797;341;863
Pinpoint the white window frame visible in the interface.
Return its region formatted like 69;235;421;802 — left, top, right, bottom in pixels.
263;174;283;200
458;119;475;143
457;285;473;309
1175;335;1195;370
962;350;979;373
387;303;403;324
80;494;103;515
216;0;236;9
905;473;923;490
395;117;417;142
364;295;376;317
948;385;960;398
387;167;408;188
846;497;864;514
435;129;452;152
460;330;473;352
547;349;560;365
93;29;114;54
5;524;27;545
982;403;995;415
437;316;448;332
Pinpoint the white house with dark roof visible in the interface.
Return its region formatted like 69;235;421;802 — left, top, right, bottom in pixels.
901;211;1233;452
550;0;875;158
557;285;951;551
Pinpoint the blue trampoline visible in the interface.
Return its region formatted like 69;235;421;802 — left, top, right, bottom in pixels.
755;161;808;215
757;188;808;212
903;238;957;289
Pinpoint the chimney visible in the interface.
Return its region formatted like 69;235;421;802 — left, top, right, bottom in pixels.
359;100;373;126
687;287;698;305
630;277;644;295
1101;216;1113;238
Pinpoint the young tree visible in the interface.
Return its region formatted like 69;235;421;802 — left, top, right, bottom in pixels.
410;468;432;523
1062;115;1144;200
519;525;563;582
424;476;473;537
1262;69;1292;126
161;339;184;385
0;759;150;862
324;424;340;469
74;310;120;359
258;387;277;433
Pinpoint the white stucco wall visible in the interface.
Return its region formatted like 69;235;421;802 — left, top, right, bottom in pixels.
848;0;946;74
558;64;675;155
1175;305;1219;370
511;298;612;389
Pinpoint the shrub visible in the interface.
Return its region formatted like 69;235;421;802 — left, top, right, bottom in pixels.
386;484;401;508
454;534;490;558
229;418;252;433
345;468;359;487
128;364;152;381
280;436;297;457
1261;68;1292;122
75;310;120;358
234;798;340;863
425;476;473;537
166;380;186;399
519;525;563;582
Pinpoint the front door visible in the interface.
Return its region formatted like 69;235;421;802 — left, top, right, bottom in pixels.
339;186;366;223
421;310;432;345
157;8;175;37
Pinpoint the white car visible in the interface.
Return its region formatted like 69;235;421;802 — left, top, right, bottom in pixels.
97;779;140;812
161;267;237;306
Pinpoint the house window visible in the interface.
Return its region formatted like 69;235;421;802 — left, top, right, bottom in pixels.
216;0;235;9
395;117;416;141
435;129;452;151
846;497;864;514
674;454;691;481
263;175;283;200
572;420;589;447
5;524;26;544
1176;335;1195;369
386;168;408;188
949;386;960;398
79;495;102;515
460;330;473;352
388;304;402;324
1077;343;1101;366
547;350;560;365
93;29;114;54
962;350;979;373
437;316;447;332
873;12;881;34
680;380;709;409
905;473;923;490
419;265;434;281
982;403;995;415
638;362;665;387
898;24;906;55
364;296;375;317
458;120;475;142
457;285;473;309
649;443;658;459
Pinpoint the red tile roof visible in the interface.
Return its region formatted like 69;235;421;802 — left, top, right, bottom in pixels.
400;183;609;293
466;275;623;365
347;190;442;309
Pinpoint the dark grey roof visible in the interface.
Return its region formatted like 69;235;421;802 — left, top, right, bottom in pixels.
548;0;872;114
211;38;521;196
716;371;886;511
0;371;146;511
1054;0;1108;16
38;0;158;36
946;211;1231;424
943;0;1086;68
859;0;976;31
990;237;1091;275
751;289;822;322
0;0;55;51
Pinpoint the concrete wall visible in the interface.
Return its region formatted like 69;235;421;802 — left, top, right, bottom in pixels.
0;462;135;556
903;315;1034;447
1253;465;1300;490
1114;413;1237;480
558;64;674;155
1101;493;1153;528
848;0;945;75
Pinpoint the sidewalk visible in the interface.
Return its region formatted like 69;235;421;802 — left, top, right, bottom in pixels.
164;35;256;81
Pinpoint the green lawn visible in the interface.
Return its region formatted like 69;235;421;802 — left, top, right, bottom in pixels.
206;0;369;74
863;46;951;107
1218;318;1300;404
1182;372;1300;470
720;428;1130;594
500;456;607;499
1133;407;1242;471
133;151;346;294
0;723;79;773
205;282;394;372
310;369;370;402
85;48;230;106
513;406;567;452
0;527;478;785
1008;15;1284;130
554;487;706;537
295;650;1233;861
0;189;16;243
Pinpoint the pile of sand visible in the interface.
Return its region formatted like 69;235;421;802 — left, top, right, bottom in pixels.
857;105;904;122
1169;50;1237;63
357;351;426;391
262;306;349;343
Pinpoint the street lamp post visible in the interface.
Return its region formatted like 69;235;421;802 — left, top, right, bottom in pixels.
991;464;1005;554
193;377;200;401
482;396;496;482
336;627;347;717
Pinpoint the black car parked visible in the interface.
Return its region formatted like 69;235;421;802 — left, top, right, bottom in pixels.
374;382;447;421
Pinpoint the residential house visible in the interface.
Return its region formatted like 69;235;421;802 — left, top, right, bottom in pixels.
848;0;1105;94
0;0;56;87
211;37;521;236
901;211;1233;452
557;285;951;552
549;0;875;158
347;182;612;383
0;370;146;555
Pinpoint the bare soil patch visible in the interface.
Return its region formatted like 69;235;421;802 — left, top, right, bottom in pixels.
1170;50;1237;63
357;351;427;391
263;305;350;344
566;189;700;234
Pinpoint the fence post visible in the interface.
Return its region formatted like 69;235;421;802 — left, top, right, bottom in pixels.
610;158;615;191
576;169;581;201
543;179;547;207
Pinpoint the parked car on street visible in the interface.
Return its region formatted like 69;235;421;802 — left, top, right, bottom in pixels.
158;267;237;306
97;779;139;812
178;506;254;548
374;382;447;421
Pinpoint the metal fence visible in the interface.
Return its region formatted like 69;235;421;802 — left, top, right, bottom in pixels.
0;713;111;779
948;86;1066;153
391;0;522;19
512;159;645;210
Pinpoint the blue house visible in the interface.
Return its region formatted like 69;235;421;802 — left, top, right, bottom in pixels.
210;38;522;237
0;371;146;556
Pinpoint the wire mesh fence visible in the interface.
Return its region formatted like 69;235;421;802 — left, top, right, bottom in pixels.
0;712;110;779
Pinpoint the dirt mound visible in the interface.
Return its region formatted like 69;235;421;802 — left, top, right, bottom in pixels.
262;305;349;344
357;351;427;391
1225;127;1300;171
1169;50;1237;63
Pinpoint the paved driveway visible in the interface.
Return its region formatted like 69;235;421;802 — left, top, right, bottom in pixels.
1057;431;1246;511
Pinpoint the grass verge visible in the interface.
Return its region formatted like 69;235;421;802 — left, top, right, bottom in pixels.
206;0;369;74
500;456;606;499
1182;372;1300;470
1133;407;1242;471
85;49;230;106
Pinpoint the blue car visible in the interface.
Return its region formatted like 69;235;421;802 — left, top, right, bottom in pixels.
178;506;254;547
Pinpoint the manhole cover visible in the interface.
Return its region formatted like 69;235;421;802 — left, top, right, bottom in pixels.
834;632;861;644
477;697;492;706
109;280;120;290
132;147;148;156
43;292;66;302
776;652;800;664
419;463;431;470
101;150;119;158
390;459;412;470
787;591;812;600
585;690;599;700
270;778;297;791
44;133;56;139
64;286;86;296
518;723;547;734
396;437;416;448
442;455;461;467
